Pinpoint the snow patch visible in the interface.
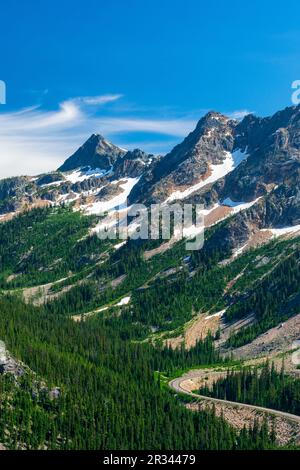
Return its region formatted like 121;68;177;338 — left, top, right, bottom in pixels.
166;149;248;203
205;309;226;320
116;296;131;306
64;166;112;184
40;181;64;188
261;225;300;238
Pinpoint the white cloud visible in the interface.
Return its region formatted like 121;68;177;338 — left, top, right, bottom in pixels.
92;116;195;137
0;101;83;132
77;94;123;105
228;109;254;120
0;95;195;178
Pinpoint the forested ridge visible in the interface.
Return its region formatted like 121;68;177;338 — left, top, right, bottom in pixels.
0;295;276;450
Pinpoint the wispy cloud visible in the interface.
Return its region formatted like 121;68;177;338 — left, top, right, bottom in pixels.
76;94;123;105
228;109;253;120
0;95;196;178
93;116;195;136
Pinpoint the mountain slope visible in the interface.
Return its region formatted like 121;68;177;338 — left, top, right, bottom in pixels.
1;103;300;451
0;103;300;353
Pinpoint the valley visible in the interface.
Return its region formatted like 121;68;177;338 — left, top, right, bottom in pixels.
0;103;300;450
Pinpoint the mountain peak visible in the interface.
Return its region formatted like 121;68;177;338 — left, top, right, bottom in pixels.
58;134;126;172
86;133;105;142
204;110;228;119
198;111;231;126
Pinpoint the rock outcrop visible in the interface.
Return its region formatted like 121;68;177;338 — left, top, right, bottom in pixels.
0;341;24;377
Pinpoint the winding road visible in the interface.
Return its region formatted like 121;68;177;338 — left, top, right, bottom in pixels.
169;370;300;424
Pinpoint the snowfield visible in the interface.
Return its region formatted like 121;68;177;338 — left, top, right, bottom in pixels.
166;148;248;202
84;177;140;215
64;166;112;184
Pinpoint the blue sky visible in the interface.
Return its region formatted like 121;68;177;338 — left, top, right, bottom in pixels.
0;0;300;177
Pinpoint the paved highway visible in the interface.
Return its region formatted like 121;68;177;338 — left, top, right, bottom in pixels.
169;371;300;424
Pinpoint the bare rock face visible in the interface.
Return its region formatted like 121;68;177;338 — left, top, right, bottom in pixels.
0;176;33;214
58;134;126;172
113;149;154;178
0;176;30;200
218;105;300;202
0;341;24;377
96;181;124;201
129;111;237;204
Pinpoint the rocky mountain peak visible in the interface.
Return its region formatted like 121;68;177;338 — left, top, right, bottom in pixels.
58;134;126;172
156;112;234;172
128;112;237;204
196;110;232;128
